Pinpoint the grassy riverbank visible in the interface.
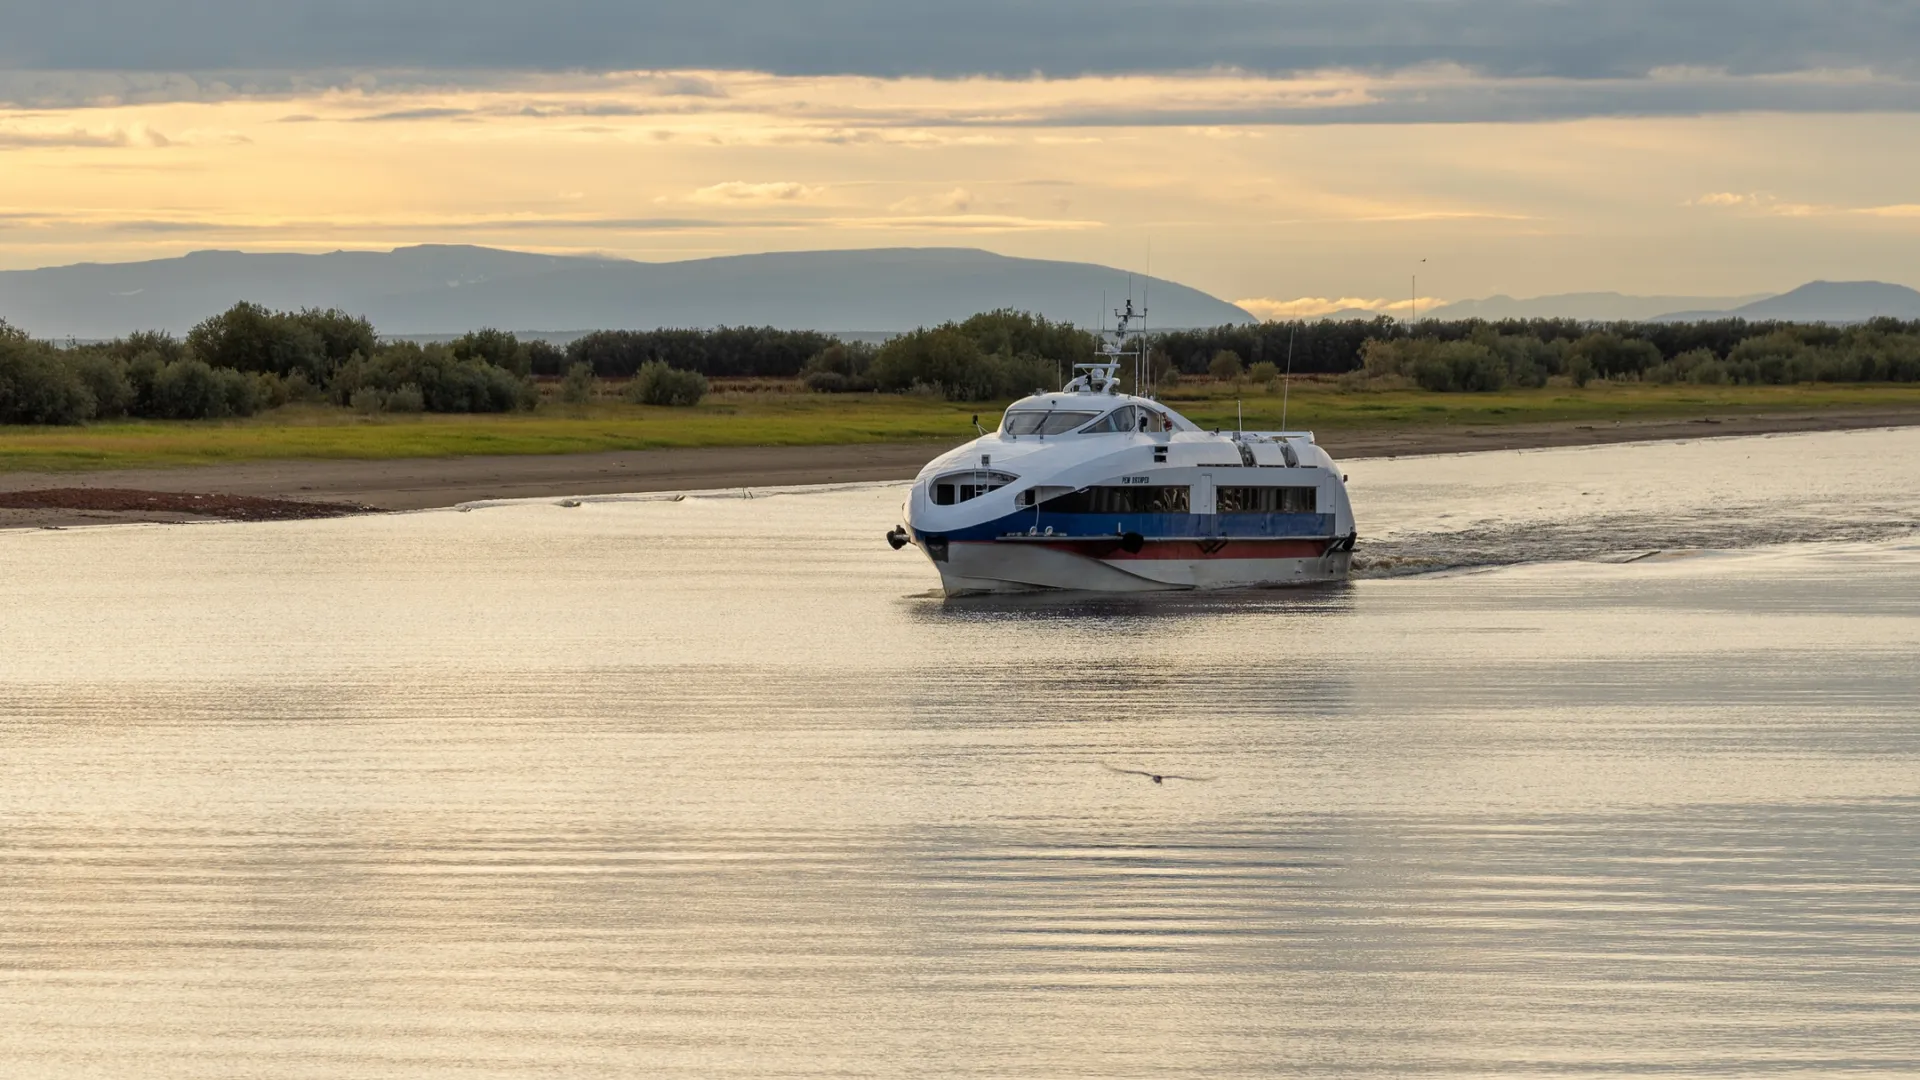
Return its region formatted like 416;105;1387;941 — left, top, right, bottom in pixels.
6;378;1920;473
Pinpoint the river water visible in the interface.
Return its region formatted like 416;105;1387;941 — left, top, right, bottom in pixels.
3;428;1918;1078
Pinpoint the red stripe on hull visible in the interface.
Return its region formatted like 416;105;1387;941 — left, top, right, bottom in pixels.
1006;539;1331;561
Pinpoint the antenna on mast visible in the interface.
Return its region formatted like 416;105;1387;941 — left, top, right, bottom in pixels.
1126;271;1137;393
1280;324;1297;431
1142;240;1152;396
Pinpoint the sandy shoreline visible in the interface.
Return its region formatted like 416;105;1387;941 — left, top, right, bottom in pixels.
6;406;1920;529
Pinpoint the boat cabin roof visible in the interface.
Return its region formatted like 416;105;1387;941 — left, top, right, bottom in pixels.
998;393;1200;436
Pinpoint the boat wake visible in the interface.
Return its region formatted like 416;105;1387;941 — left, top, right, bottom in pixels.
1353;503;1920;577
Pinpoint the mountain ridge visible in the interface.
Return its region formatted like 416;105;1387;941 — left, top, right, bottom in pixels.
1655;280;1920;323
0;245;1254;338
1425;291;1776;322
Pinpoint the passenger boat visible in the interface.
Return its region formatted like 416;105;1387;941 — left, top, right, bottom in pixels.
887;300;1358;595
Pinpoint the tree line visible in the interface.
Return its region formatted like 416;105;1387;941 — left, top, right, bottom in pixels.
0;303;724;425
1156;315;1920;388
8;303;1920;425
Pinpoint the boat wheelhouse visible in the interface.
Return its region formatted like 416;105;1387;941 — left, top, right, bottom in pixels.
888;300;1358;595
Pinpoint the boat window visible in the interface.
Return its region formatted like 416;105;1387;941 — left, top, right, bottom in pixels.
1003;410;1099;436
1078;405;1139;434
1040;486;1190;514
1214;486;1318;513
933;470;1018;505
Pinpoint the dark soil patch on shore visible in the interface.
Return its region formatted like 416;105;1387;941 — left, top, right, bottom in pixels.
0;488;381;522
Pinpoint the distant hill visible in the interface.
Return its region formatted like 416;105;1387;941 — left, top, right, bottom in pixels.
0;245;1253;339
1426;291;1773;322
1655;281;1920;323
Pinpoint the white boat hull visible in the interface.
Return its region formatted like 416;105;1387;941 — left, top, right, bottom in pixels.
933;539;1352;595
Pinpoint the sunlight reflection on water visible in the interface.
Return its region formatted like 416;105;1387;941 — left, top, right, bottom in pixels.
2;428;1918;1078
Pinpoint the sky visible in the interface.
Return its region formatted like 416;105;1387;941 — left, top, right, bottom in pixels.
3;1;1918;314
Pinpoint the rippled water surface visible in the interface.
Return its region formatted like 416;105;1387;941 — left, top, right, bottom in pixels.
3;428;1919;1078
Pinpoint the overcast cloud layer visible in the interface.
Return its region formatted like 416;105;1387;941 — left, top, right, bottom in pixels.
6;1;1918;298
4;1;1916;82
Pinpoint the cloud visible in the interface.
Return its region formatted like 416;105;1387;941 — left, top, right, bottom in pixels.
0;122;171;147
4;5;1920;124
1236;296;1444;320
0;68;742;112
833;213;1101;232
0;211;797;234
15;64;1920;127
0;126;130;148
347;106;475;122
3;2;1916;83
1688;192;1920;221
0;208;1110;243
888;187;980;214
685;181;822;204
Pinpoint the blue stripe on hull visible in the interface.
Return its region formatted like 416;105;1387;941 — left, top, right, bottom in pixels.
918;511;1335;544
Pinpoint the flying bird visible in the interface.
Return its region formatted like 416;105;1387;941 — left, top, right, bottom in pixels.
1104;764;1212;785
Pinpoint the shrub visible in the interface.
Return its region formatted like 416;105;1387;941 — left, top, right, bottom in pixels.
350;386;386;415
956;310;1095;370
283;371;328;403
386;383;425;413
1649;348;1721;385
452;328;532;377
110;330;188;365
1487;333;1558;386
148;358;263;419
802;341;879;392
1568;333;1661;379
569;326;837;378
1209;350;1244;381
560;362;596;404
187;303;370;384
294;308;380;371
125;351;166;413
525;339;567;377
867;327;1058;401
66;351;135;418
1689;359;1730;385
1359;338;1412;378
985;352;1055;399
0;330;96;425
1845;330;1920;382
1362;338;1507;392
871;327;993;399
250;371;289;410
1411;342;1507;392
1728;330;1814;384
801;370;876;393
625;361;709;406
1249;360;1278;385
332;342;534;413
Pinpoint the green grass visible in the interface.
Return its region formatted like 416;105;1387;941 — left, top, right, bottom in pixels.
5;380;1920;473
1170;379;1920;433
